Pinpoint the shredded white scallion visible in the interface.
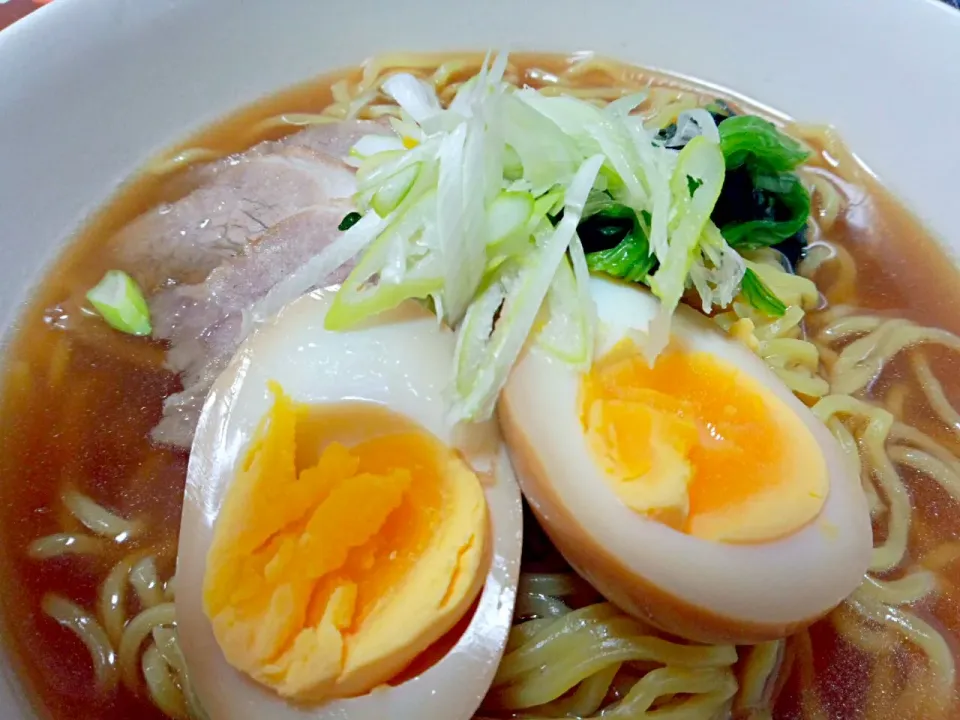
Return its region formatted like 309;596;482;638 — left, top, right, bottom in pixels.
243;51;743;421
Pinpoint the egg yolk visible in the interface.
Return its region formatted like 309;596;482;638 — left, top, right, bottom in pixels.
581;339;827;542
203;382;488;701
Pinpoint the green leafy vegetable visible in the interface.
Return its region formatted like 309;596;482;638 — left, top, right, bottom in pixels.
717;171;811;249
578;204;657;282
338;212;362;231
686;175;704;197
579;204;634;247
718;116;809;174
741;267;787;317
86;270;152;336
712;115;813;253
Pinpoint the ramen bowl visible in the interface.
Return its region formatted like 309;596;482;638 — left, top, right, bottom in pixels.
1;1;960;719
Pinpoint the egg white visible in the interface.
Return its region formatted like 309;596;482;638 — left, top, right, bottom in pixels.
176;289;523;720
500;276;872;644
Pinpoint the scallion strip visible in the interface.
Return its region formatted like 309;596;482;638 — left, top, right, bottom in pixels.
741;268;787;317
86;270;152;336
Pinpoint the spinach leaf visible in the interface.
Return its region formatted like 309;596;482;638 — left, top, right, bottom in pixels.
686;175;704;197
338;211;362;231
718;116;810;174
713;169;811;250
741;268;787;317
710;115;812;256
578;205;658;283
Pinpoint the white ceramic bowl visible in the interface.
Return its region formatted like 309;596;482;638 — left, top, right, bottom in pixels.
1;0;959;716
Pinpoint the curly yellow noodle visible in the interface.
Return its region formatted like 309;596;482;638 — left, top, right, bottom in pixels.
514;591;570;619
563;54;630;79
142;642;190;720
715;258;829;399
791;123;869;182
432;60;482;87
99;557;132;647
130;555;166;609
518;572;592;598
483;593;738;718
812;395;910;572
242;113;340;144
828;319;960;396
645;96;700;130
28;532;107;560
760;338;821;372
504;616;555;652
890;445;960;502
119;602;177;692
800;240;858;304
816;314;881;345
911;351;960;434
886;382;909;418
531;662;619;718
891;420;960;473
62;488;141;541
42;594;119;693
752;305;806;342
164;575;177;602
608;667;737;719
144;148;222;176
797;168;845;231
823;415;887;518
746;253;820;308
153;626;208;720
860;571;938;605
796;241;831;281
735;641;785;715
808;304;960;717
848;587;955;709
829;605;895;654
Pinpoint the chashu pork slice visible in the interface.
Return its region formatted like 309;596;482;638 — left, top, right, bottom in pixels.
114;120;387;289
149;203;357;448
116;120;393;447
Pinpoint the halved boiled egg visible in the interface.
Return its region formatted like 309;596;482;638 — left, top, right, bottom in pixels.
500;276;871;644
176;290;523;719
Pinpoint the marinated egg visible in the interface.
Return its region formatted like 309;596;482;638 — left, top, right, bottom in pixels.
176;290;523;719
499;276;872;644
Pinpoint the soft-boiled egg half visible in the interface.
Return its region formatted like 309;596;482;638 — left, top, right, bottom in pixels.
176;290;522;719
500;275;872;644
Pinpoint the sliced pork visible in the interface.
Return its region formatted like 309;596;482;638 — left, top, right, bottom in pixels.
149;205;354;447
115;120;387;289
114;120;387;447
